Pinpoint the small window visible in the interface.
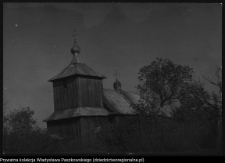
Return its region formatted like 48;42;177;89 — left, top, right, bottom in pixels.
94;126;101;135
88;80;92;90
115;117;119;124
63;80;67;88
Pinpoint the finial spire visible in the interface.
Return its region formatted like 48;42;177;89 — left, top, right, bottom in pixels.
72;29;78;44
70;28;81;64
113;68;120;80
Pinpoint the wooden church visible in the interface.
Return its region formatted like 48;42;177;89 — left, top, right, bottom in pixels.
44;30;140;145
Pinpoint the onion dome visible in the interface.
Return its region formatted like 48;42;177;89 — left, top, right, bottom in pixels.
114;79;122;92
71;43;80;54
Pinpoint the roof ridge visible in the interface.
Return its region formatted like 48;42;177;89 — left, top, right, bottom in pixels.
103;89;138;94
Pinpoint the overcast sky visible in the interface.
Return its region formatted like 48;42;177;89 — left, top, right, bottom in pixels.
3;3;222;128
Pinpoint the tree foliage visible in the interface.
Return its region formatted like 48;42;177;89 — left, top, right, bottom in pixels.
132;58;221;151
6;107;37;133
3;104;77;154
3;100;8;127
180;81;209;108
135;58;193;114
203;66;222;111
177;66;222;121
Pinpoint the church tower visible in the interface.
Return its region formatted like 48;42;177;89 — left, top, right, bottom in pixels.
44;30;140;148
48;29;106;111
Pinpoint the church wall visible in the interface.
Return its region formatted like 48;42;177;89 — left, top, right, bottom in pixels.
47;117;82;141
78;77;103;107
53;76;103;111
47;116;111;148
80;116;111;147
53;76;79;111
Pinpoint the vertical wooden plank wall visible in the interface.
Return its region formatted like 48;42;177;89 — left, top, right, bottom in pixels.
79;116;111;147
53;76;104;111
78;77;103;107
47;116;122;148
47;118;82;142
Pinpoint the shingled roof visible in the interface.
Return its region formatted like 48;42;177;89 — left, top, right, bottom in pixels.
44;89;140;122
49;62;106;82
103;89;140;114
44;107;111;122
103;89;173;117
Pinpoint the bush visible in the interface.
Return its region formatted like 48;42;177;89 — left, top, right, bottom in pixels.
3;106;221;154
96;115;219;154
3;106;68;154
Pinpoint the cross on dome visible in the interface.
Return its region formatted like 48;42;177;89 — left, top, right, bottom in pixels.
72;29;78;44
70;28;81;63
113;68;120;80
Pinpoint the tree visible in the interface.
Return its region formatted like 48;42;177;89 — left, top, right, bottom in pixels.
3;99;9;129
3;105;71;154
134;58;194;115
3;106;38;153
7;107;37;133
203;66;222;112
132;60;221;151
172;66;222;148
189;66;222;144
3;99;9;153
171;80;210;122
181;66;222;120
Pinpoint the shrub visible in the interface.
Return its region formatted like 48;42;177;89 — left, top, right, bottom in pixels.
96;114;219;154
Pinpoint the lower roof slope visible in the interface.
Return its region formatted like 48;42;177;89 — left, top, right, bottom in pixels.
103;89;140;114
44;107;111;122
